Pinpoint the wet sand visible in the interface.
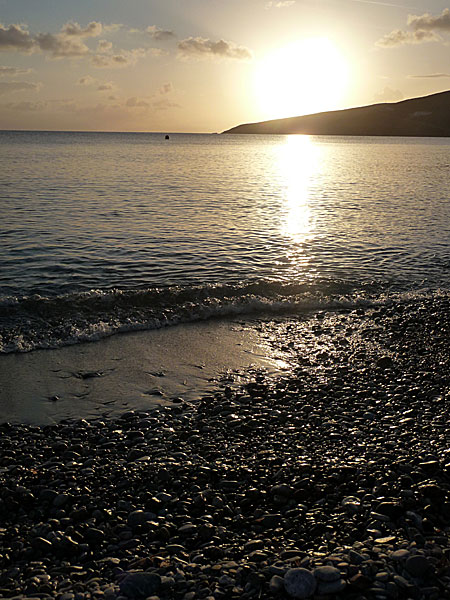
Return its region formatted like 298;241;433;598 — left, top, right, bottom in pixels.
0;318;287;424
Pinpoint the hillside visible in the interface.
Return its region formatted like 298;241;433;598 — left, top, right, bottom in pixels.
222;90;450;137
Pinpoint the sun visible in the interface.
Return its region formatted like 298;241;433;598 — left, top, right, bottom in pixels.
253;37;350;120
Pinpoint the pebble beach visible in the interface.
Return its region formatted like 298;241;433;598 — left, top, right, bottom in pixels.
2;295;450;600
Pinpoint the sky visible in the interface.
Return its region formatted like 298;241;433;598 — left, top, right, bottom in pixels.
0;0;449;132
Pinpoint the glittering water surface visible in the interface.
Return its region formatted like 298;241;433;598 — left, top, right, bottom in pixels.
1;131;449;352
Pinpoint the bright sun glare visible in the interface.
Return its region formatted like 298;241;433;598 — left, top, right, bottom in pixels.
254;38;349;120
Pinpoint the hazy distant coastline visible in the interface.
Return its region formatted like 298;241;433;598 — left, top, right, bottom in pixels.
223;90;450;137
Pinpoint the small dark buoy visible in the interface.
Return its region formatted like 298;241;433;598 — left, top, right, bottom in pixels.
165;134;170;140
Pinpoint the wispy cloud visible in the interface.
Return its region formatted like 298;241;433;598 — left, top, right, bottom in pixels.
177;37;252;60
0;65;32;76
159;82;173;95
1;100;46;111
78;75;116;91
0;80;41;95
91;48;147;68
266;1;295;8
126;96;150;108
409;72;450;78
146;25;176;41
348;0;416;8
153;97;180;110
97;81;115;91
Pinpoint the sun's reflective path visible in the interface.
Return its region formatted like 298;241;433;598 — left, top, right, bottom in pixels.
273;135;321;279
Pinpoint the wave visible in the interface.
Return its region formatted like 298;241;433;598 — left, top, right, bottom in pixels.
0;279;444;354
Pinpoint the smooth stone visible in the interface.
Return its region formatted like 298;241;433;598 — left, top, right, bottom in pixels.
84;527;105;543
178;524;197;536
313;566;341;582
258;513;281;528
376;502;403;520
391;549;410;561
127;511;147;528
31;537;53;552
405;554;432;577
243;539;264;553
284;568;317;599
166;544;186;555
119;572;161;598
53;493;70;508
270;575;285;593
349;550;367;565
281;549;303;560
317;578;347;595
393;575;409;588
376;356;393;369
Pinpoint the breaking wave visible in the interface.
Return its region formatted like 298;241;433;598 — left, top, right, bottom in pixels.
0;279;394;354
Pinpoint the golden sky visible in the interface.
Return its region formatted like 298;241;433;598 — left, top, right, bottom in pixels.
0;0;449;132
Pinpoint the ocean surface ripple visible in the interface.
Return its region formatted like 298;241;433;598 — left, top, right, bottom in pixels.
1;131;449;352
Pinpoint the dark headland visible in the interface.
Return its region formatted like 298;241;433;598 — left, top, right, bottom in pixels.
223;90;450;137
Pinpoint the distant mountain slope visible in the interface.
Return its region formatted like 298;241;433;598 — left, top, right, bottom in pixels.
222;90;450;137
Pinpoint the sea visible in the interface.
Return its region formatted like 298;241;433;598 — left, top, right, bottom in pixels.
1;130;450;356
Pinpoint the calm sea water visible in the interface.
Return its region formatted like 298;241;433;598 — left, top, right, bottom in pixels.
1;131;449;353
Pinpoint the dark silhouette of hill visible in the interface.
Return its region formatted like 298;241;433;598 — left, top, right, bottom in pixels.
222;90;450;137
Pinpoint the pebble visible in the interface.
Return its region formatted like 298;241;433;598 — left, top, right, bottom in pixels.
284;568;317;599
313;565;341;582
2;298;450;599
405;554;433;577
119;572;161;597
317;578;347;594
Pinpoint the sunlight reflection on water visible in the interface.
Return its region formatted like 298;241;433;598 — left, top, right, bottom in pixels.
1;132;450;297
279;135;317;243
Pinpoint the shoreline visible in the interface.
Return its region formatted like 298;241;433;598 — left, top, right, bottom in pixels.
1;297;450;598
0;318;286;425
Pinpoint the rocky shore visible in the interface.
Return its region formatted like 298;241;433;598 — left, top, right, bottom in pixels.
1;295;450;599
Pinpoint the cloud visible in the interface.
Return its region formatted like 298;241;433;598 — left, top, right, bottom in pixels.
146;25;176;41
376;28;439;46
177;37;252;60
0;21;118;60
78;75;97;86
377;8;450;47
0;23;34;52
97;39;113;53
0;66;32;76
159;82;173;95
408;8;450;32
61;21;103;38
78;75;115;91
35;32;90;57
126;96;150;108
266;1;295;8
1;99;46;111
0;80;40;95
153;97;180;110
91;48;147;68
148;48;167;57
97;81;115;91
409;72;450;78
374;86;404;102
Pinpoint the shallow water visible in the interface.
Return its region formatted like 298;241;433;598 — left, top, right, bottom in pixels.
1;131;449;352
